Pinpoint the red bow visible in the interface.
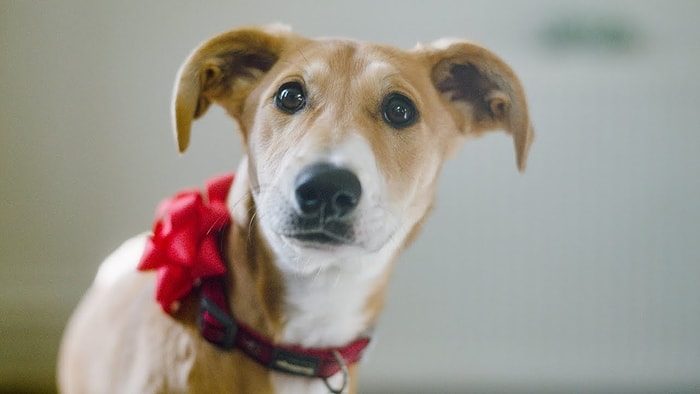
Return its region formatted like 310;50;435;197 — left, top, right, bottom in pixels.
137;174;234;314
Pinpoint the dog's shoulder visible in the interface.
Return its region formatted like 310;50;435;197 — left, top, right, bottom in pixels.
59;234;201;393
94;233;149;288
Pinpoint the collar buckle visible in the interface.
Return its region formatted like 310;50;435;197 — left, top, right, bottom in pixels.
198;295;238;350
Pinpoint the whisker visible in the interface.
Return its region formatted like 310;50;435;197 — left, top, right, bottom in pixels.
246;210;258;248
313;265;325;280
297;48;311;68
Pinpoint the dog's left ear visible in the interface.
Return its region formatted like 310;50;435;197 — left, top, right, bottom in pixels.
420;40;534;171
172;26;300;152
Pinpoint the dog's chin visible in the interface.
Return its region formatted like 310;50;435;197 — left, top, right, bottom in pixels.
261;223;394;275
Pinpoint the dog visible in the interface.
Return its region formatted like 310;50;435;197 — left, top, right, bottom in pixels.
57;25;533;394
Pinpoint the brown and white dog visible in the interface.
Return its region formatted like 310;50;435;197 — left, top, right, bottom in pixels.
58;25;533;393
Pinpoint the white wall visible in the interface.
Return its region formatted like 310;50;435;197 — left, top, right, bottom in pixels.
2;1;699;392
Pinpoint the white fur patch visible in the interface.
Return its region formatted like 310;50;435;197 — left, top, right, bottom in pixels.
303;60;331;81
94;233;148;288
361;59;396;79
271;371;345;394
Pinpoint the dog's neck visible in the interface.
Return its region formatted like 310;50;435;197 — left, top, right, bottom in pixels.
226;160;396;349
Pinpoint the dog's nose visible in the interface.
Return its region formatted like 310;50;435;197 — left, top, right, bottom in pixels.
294;163;362;219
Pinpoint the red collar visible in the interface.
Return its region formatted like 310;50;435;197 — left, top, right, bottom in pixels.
137;173;370;384
199;276;370;380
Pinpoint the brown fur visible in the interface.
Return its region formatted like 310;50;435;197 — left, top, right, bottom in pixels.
58;25;533;393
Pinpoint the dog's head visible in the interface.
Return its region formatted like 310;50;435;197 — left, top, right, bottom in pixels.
173;26;533;274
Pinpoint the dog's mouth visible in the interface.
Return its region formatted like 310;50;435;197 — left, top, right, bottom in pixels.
267;207;399;255
282;219;355;247
291;231;348;246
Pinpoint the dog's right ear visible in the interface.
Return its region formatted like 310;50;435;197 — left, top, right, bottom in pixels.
173;26;297;152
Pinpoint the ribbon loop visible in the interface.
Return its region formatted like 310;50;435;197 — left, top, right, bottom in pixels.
137;173;234;314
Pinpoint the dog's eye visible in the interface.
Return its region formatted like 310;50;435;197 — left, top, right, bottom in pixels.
381;93;418;129
275;82;306;114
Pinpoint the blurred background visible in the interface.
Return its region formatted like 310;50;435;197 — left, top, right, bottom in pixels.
2;1;699;392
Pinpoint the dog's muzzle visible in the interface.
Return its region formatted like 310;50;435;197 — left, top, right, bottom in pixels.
289;163;362;245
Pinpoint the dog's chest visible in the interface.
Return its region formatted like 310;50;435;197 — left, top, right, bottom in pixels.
266;264;378;393
279;267;374;347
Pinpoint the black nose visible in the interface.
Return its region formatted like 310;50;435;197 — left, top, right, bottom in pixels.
294;163;362;219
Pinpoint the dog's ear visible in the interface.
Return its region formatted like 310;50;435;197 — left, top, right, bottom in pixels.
172;26;298;152
420;40;534;171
